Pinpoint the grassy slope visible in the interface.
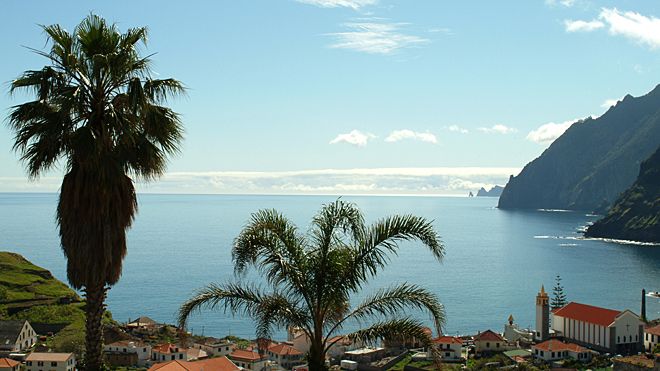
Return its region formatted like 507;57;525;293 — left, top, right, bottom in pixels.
0;251;115;356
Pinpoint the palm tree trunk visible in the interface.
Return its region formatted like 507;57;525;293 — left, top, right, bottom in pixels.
308;338;328;371
84;283;106;371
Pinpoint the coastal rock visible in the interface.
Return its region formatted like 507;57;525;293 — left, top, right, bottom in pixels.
498;84;660;211
585;146;660;243
477;185;504;197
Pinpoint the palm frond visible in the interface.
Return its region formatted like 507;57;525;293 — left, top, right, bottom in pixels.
344;318;433;349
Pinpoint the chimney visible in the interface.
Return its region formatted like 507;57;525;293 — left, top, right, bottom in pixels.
641;288;647;322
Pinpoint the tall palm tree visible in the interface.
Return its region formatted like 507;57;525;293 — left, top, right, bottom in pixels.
179;200;445;371
8;15;184;370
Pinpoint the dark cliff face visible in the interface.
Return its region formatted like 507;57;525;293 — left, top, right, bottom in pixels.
498;85;660;211
585;146;660;243
477;185;504;197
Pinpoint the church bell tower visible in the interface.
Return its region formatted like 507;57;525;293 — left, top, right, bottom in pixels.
535;285;549;341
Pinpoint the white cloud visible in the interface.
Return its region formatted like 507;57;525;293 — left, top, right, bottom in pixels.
601;97;622;108
526;119;579;144
564;19;604;32
296;0;377;10
428;27;453;35
328;22;429;54
0;167;522;195
546;0;576;7
329;130;375;147
478;124;517;134
566;9;660;49
385;129;437;143
447;125;469;134
599;8;660;49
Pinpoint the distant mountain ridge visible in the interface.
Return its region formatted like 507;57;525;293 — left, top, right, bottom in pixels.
585;146;660;243
477;185;504;197
498;84;660;211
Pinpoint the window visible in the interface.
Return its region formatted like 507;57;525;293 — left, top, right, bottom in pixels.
551;352;555;358
445;352;450;357
486;342;490;348
51;362;57;367
27;361;32;366
496;343;500;348
540;351;544;357
171;355;175;360
37;361;44;366
617;336;620;343
179;354;183;359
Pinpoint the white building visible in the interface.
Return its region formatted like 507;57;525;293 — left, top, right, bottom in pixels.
192;338;235;357
0;320;37;353
227;349;269;371
532;339;594;362
474;330;508;354
431;336;462;360
25;353;76;371
644;324;660;353
0;358;20;371
104;340;152;366
551;302;643;354
151;343;203;362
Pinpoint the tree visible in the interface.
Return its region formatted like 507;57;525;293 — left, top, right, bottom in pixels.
8;15;184;370
551;275;567;309
179;200;445;371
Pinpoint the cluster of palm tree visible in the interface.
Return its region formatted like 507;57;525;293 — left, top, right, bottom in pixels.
8;14;447;371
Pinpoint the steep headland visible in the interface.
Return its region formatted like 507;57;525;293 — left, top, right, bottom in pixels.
585;146;660;243
498;85;660;211
477;185;504;197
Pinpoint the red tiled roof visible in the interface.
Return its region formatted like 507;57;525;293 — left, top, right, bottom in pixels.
268;343;303;356
552;302;621;327
0;358;20;368
153;344;184;354
148;357;239;371
433;336;462;345
533;339;587;353
228;349;266;362
646;324;660;336
474;330;505;342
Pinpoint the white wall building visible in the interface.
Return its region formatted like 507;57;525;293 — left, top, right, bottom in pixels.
644;324;660;353
25;353;75;371
551;302;643;354
532;339;594;362
0;320;37;353
151;343;199;362
192;338;235;357
431;336;462;360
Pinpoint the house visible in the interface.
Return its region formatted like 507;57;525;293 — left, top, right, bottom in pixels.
474;330;507;354
287;328;359;360
644;324;660;353
25;353;76;371
104;340;152;366
148;356;240;371
0;358;20;371
0;320;37;353
532;339;594;362
504;314;533;344
551;302;644;354
128;316;159;329
383;327;433;350
192;337;235;357
227;349;269;371
152;344;201;362
267;342;304;369
431;336;463;360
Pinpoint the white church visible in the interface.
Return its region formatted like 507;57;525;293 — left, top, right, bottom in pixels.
535;285;644;355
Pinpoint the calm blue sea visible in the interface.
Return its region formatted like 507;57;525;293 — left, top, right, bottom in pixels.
1;193;659;339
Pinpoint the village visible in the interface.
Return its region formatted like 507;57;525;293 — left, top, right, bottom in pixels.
1;285;659;371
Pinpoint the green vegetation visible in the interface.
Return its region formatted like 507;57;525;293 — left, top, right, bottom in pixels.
551;275;567;310
499;86;660;212
0;252;77;304
7;14;185;370
180;199;445;371
388;354;412;371
586;145;660;242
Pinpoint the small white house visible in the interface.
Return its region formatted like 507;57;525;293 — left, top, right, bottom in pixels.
227;349;269;371
192;338;235;357
104;340;152;366
0;320;37;353
432;336;463;360
267;342;304;369
644;324;660;353
25;353;76;371
532;339;593;362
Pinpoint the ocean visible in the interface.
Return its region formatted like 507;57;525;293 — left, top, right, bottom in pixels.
1;193;659;339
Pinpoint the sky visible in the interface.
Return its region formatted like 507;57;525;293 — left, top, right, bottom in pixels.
1;0;660;195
